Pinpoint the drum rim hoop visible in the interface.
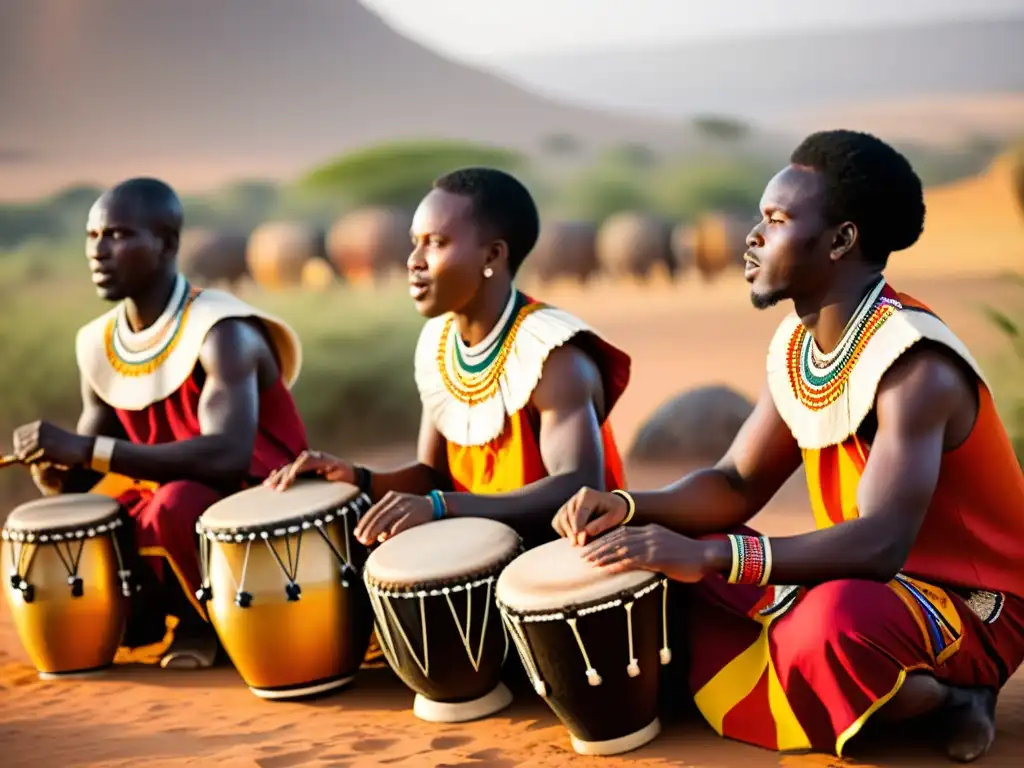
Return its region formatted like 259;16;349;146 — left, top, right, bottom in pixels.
1;510;123;543
196;493;371;541
496;572;664;622
364;541;523;595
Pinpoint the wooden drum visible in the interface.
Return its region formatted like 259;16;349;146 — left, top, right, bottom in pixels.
364;517;521;723
1;494;132;679
196;479;373;699
496;538;672;756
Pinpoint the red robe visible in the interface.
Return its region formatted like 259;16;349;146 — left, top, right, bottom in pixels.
683;285;1024;756
109;369;308;623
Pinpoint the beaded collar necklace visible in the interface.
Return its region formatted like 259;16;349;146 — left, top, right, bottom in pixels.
788;277;900;409
451;289;524;376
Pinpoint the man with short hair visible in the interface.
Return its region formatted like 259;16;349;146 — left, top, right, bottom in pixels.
268;167;631;551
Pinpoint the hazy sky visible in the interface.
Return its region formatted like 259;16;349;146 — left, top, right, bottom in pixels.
362;0;1024;61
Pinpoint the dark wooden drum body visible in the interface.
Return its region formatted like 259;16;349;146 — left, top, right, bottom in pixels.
2;494;132;679
196;480;373;700
364;517;521;722
496;538;672;756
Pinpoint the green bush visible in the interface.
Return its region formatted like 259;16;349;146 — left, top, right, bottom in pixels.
650;156;774;222
982;273;1024;464
297;139;525;210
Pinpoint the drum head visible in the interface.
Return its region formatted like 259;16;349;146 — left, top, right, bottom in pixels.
496;537;658;614
364;518;520;590
3;493;121;534
199;479;362;534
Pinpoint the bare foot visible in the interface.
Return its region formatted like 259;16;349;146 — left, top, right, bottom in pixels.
944;687;996;763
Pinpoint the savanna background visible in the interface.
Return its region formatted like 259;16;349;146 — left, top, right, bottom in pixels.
1;1;1022;766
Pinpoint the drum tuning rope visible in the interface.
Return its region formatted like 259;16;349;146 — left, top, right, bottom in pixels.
5;515;132;602
312;518;356;586
660;579;672;665
499;576;673;700
262;531;302;601
196;532;212;604
624;601;640;678
7;537;38;603
500;612;547;697
49;536;87;598
565;616;603;687
106;522;133;598
195;499;366;609
441;580;493;673
236;540;253;607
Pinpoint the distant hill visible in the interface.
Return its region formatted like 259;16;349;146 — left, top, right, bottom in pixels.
494;16;1024;141
0;0;688;201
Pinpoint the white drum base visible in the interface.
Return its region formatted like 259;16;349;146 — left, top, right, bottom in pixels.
38;666;111;681
570;717;662;756
414;682;513;723
250;674;355;701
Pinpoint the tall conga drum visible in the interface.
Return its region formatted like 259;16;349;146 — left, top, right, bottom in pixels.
2;494;132;679
496;538;672;756
196;479;373;699
364;517;521;722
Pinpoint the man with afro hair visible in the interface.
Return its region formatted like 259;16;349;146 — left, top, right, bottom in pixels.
553;130;1024;762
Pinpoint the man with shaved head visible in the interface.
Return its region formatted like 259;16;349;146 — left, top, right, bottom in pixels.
12;178;310;668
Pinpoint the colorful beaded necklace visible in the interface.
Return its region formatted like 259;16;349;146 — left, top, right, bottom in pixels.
786;278;900;411
103;275;199;377
437;289;540;405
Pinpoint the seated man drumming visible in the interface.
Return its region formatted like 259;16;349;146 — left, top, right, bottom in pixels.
553;130;1024;763
12;178;309;669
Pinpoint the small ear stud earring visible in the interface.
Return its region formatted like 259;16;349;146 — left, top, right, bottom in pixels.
483;267;494;278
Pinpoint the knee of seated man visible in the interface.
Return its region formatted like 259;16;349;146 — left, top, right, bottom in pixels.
774;579;895;657
134;480;224;534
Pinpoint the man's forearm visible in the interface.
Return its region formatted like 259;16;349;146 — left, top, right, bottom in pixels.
702;516;904;586
366;462;449;500
631;466;758;536
444;469;600;533
108;435;251;486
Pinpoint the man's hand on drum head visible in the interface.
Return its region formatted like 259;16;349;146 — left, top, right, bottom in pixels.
354;491;434;546
579;524;709;583
552;487;628;546
264;450;354;491
11;420;93;470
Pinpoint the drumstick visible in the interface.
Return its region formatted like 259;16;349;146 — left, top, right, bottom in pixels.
0;449;48;469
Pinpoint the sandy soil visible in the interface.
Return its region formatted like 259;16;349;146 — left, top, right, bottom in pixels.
2;272;1023;767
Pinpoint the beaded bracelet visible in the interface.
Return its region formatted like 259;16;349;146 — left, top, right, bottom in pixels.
610;489;636;526
427;490;448;520
726;534;773;587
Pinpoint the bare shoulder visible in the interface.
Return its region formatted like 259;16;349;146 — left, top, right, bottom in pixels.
532;343;602;410
199;317;273;378
876;343;975;427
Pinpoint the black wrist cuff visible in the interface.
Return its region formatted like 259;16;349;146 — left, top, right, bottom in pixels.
353;465;373;496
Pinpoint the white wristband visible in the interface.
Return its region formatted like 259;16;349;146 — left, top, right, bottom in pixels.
90;436;116;474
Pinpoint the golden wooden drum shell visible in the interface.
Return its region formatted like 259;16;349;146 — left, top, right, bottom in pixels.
1;534;126;677
205;521;372;698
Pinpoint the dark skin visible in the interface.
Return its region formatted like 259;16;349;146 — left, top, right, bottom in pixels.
552;164;995;763
266;188;607;547
12;184;281;493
